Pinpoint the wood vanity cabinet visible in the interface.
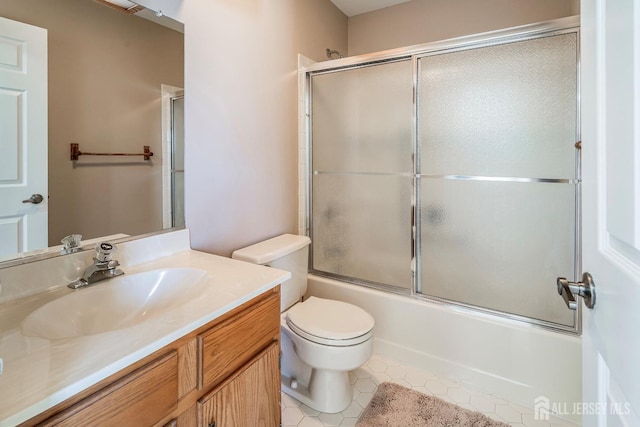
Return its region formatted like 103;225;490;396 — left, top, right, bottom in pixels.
23;287;281;427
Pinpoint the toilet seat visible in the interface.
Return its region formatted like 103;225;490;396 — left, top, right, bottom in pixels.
286;297;374;347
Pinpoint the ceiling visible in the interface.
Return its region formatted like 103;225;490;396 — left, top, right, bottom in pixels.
103;0;409;22
330;0;413;17
97;0;184;32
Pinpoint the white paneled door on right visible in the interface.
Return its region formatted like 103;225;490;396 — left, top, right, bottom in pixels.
581;0;640;425
0;16;47;259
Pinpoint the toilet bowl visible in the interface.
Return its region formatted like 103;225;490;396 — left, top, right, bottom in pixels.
232;234;374;413
281;296;374;412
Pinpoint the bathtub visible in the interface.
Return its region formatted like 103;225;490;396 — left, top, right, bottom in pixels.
307;274;581;424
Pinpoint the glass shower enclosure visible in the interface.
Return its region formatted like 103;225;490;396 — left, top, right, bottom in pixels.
171;95;185;228
306;18;580;332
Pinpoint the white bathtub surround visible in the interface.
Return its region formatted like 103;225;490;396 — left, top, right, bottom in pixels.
307;274;582;425
0;230;290;426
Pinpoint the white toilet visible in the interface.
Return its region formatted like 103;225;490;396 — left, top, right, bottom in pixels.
232;234;374;413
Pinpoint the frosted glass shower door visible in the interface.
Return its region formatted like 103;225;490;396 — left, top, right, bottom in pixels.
417;33;578;326
311;60;414;289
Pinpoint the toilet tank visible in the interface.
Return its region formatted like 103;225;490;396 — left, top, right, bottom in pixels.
231;234;311;312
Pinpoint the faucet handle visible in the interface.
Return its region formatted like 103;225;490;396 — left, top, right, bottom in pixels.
95;242;116;263
61;234;82;253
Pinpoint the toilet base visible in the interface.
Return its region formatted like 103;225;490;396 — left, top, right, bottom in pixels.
281;370;352;413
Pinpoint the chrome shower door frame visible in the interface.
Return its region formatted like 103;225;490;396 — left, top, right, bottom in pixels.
303;16;581;334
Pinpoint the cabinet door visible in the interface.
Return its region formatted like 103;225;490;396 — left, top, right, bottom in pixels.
199;290;280;390
43;352;178;427
198;343;280;427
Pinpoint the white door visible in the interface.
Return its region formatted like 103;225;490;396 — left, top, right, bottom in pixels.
0;17;47;259
581;0;640;425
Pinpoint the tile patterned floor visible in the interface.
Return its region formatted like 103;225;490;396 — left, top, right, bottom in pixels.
280;354;579;427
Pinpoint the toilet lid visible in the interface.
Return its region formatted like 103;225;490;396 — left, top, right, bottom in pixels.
286;296;374;346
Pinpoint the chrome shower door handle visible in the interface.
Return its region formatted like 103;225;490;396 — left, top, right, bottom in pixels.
22;194;44;204
557;273;597;310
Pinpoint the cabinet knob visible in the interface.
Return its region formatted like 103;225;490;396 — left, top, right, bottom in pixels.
208;422;216;427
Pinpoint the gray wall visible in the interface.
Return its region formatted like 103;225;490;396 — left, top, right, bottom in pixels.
348;0;578;55
137;0;578;257
138;0;348;256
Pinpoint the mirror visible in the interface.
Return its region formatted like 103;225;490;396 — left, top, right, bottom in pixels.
0;0;184;264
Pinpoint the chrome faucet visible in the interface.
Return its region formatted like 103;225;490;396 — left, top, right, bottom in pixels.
68;242;124;289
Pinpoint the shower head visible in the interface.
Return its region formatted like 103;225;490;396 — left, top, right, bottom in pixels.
326;48;344;59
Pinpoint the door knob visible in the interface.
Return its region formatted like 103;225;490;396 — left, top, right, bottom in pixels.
22;194;44;204
557;272;596;310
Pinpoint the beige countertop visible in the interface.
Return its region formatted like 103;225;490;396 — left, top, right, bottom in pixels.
0;236;289;426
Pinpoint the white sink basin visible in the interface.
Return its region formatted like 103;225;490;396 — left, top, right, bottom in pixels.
21;268;209;340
